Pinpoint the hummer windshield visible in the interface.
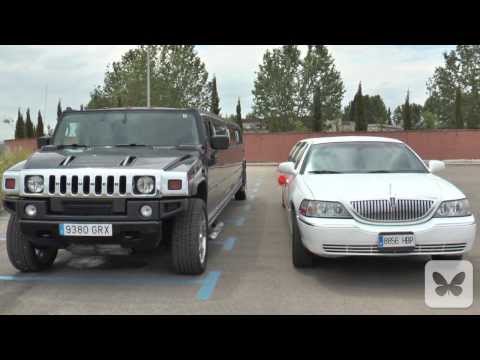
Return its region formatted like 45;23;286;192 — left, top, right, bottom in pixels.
53;110;200;147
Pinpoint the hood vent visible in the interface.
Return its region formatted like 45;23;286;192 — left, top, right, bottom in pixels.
59;156;75;167
120;156;136;167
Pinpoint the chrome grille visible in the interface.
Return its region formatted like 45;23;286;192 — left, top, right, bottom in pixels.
350;199;434;222
323;243;466;254
47;174;130;197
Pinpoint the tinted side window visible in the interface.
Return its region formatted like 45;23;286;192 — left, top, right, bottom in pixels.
288;143;300;162
292;142;306;162
295;144;308;169
234;130;242;144
202;116;212;138
212;119;229;137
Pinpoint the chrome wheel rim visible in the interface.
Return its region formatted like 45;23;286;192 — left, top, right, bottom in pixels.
198;212;207;264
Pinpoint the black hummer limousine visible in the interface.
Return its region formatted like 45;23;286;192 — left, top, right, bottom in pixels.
2;108;247;275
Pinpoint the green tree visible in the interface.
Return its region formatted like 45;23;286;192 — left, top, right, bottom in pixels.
209;76;221;115
426;45;480;127
25;108;34;138
235;98;243;131
422;110;438;129
35;110;45;137
387;107;392;125
299;45;345;121
403;91;412;130
88;45;210;110
353;83;367;131
57;100;62;122
252;45;344;132
14;109;25;139
252;46;301;131
312;86;323;131
466;94;480;128
455;87;464;128
343;93;388;128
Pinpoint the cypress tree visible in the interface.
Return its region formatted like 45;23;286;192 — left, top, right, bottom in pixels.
236;98;243;131
403;90;412;130
312;86;323;131
57;99;62;122
36;110;45;137
25;108;34;138
15;109;25;139
466;93;480;129
210;76;221;115
354;83;367;131
454;88;464;129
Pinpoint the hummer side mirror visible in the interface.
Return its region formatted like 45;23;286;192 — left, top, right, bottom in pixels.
210;135;229;150
37;136;51;149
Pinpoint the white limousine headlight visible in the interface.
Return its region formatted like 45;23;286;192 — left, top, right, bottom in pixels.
25;175;44;193
299;200;352;218
435;199;472;217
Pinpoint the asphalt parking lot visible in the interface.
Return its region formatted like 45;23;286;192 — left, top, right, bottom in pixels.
0;165;479;314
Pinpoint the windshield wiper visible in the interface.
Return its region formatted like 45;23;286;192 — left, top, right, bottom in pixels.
115;144;150;147
175;144;202;150
367;170;392;173
308;170;342;174
56;144;89;149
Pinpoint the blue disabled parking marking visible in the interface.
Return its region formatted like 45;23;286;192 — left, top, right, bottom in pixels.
0;271;222;302
223;236;237;251
196;271;221;301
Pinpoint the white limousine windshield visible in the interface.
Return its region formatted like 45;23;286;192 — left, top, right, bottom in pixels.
302;142;428;174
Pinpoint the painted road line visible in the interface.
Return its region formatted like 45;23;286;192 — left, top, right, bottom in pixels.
209;236;237;251
196;271;221;301
0;271;222;302
223;236;237;251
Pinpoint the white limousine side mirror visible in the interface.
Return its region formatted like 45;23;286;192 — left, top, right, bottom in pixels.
278;161;297;175
429;160;446;173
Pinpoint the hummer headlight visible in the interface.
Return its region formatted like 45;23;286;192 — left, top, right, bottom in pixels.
25;175;44;193
135;176;155;194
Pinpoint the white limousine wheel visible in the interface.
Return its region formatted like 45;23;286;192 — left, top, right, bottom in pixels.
291;211;314;268
6;215;58;272
171;198;208;275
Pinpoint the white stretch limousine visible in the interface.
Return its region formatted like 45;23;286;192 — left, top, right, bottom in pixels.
278;136;476;268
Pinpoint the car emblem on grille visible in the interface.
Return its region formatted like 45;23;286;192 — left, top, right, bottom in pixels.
390;197;396;208
389;184;396;208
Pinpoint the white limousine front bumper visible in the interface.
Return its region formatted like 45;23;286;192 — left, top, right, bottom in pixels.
297;215;476;257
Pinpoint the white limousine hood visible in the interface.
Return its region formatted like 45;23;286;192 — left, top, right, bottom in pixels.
301;173;465;203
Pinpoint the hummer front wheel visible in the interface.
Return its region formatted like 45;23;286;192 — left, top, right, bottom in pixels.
6;215;58;272
171;199;208;275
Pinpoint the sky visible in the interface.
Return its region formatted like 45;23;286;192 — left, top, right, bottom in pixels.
0;45;455;141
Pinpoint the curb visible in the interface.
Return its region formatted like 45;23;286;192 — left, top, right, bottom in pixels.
247;162;278;166
443;160;480;165
247;160;480;167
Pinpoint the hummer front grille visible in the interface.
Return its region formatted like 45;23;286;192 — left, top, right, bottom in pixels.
47;174;129;196
350;199;435;222
19;170;162;198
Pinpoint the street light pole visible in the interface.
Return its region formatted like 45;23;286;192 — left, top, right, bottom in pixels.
146;49;151;108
